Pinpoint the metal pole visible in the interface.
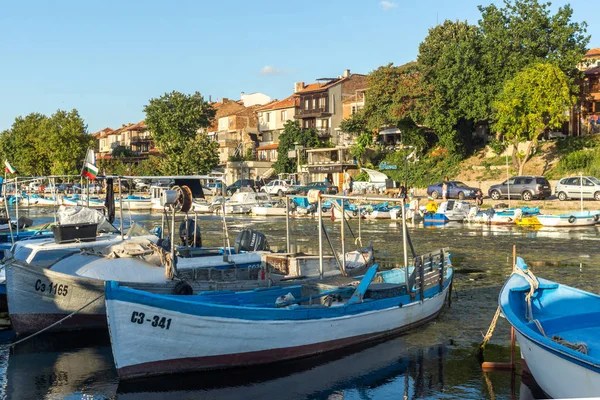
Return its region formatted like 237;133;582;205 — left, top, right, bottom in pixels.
318;195;323;279
506;154;511;208
401;197;409;291
285;196;290;253
15;177;19;236
170;206;176;264
341;198;345;274
3;173;14;245
193;212;198;248
52;177;57;224
118;178;124;239
580;172;584;213
86;177;90;208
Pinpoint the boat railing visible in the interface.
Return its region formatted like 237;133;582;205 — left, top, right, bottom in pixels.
411;247;450;301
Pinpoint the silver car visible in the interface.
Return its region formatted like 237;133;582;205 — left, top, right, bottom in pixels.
555;176;600;201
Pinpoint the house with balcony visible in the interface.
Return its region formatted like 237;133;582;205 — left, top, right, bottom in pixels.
256;95;298;162
95;120;157;163
92;127;114;155
303;147;358;190
293;69;368;145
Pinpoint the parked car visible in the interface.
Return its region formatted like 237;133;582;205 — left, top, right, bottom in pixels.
133;179;151;192
488;176;551;201
295;182;338;195
427;181;480;200
226;179;256;195
555;176;600;201
260;179;297;197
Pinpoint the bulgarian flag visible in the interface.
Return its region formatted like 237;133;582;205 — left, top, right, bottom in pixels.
82;162;98;180
4;160;17;174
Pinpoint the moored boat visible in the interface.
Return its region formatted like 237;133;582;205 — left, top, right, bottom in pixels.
499;257;600;398
535;211;599;227
105;248;453;380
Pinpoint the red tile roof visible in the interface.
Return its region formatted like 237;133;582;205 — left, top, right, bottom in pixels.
295;78;346;93
92;127;114;139
257;95;298;111
256;143;279;150
586;48;600;57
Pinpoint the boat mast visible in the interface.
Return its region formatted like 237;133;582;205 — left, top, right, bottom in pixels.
318;195;323;279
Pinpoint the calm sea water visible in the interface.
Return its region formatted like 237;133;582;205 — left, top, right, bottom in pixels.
1;207;599;399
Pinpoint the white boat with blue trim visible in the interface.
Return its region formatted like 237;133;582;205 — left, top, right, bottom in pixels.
105;249;453;380
535;210;600;227
499;257;600;398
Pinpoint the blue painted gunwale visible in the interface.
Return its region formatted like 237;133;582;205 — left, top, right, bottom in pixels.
106;268;453;322
423;213;449;224
495;207;539;217
499;260;600;374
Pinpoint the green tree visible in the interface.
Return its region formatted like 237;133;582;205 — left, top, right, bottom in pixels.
0;109;91;176
340;113;373;166
272;120;321;174
418;21;488;155
478;0;589;96
45;109;93;175
362;63;430;147
144;91;218;174
493;63;573;174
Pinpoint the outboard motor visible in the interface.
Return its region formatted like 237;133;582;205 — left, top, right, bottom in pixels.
179;218;202;247
234;229;269;253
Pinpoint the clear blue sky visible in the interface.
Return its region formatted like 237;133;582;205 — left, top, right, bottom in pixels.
0;0;597;133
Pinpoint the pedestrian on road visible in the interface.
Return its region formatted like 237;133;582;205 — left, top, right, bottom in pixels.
442;178;448;201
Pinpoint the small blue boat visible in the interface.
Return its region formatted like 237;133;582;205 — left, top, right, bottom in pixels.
499;257;600;398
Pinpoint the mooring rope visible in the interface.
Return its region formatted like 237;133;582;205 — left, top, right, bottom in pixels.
480;306;502;351
512;266;539;322
1;293;105;349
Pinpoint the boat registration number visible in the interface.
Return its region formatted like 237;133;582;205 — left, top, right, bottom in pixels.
130;311;172;330
34;279;69;297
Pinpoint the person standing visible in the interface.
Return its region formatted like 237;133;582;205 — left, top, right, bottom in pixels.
442;179;448;201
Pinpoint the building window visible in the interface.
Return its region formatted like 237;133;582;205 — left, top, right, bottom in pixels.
304;100;309;110
281;110;287;121
266;112;270;122
318;97;326;109
351;105;356;115
595;101;600;113
312;99;316;109
331;94;335;111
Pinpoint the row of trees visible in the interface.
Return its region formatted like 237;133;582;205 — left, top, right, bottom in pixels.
0;91;222;177
342;0;589;175
0;110;93;176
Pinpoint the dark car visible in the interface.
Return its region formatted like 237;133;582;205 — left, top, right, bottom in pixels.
427;181;480;200
226;179;256;195
488;175;551;201
295;182;338;195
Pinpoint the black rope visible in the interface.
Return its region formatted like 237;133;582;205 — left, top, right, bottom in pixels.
321;220;345;276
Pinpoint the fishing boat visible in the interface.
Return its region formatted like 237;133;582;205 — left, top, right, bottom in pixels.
362;203;396;220
499;257;600;398
535;211;599;227
63;194;105;209
105;247;453;380
115;195;152;211
489;207;540;225
424;200;471;224
217;189;272;215
251;202;287;216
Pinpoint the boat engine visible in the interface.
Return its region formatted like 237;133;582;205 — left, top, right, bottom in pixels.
179;218;202;247
234;229;269;253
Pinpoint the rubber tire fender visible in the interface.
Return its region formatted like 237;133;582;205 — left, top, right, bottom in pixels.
173;281;194;295
352;209;358;217
568;215;576;224
595;214;600;222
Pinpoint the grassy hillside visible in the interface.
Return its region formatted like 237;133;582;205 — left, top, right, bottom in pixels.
454;136;600;182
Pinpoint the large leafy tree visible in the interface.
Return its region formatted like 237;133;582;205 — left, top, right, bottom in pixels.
478;0;589;96
418;20;488;156
340;112;372;165
144;91;218;174
273;120;320;174
494;63;573;174
0;110;91;176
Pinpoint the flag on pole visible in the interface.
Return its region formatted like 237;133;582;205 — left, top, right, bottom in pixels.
4;160;17;174
82;162;98;180
81;148;98;179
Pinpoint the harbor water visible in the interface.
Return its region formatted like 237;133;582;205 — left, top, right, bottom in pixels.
1;208;599;399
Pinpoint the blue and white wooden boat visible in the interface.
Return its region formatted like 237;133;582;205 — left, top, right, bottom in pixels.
105;250;453;380
114;195;152;211
489;207;539;225
535;210;599;227
499;257;600;398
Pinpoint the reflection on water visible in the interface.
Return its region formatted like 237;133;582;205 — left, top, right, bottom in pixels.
1;207;598;399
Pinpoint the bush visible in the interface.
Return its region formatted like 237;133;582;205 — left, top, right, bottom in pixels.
559;150;591;171
488;139;508;156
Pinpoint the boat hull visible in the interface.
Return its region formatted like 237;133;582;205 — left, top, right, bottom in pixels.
107;281;451;380
6;261;266;335
515;329;600;398
536;215;597;227
251;206;287;216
